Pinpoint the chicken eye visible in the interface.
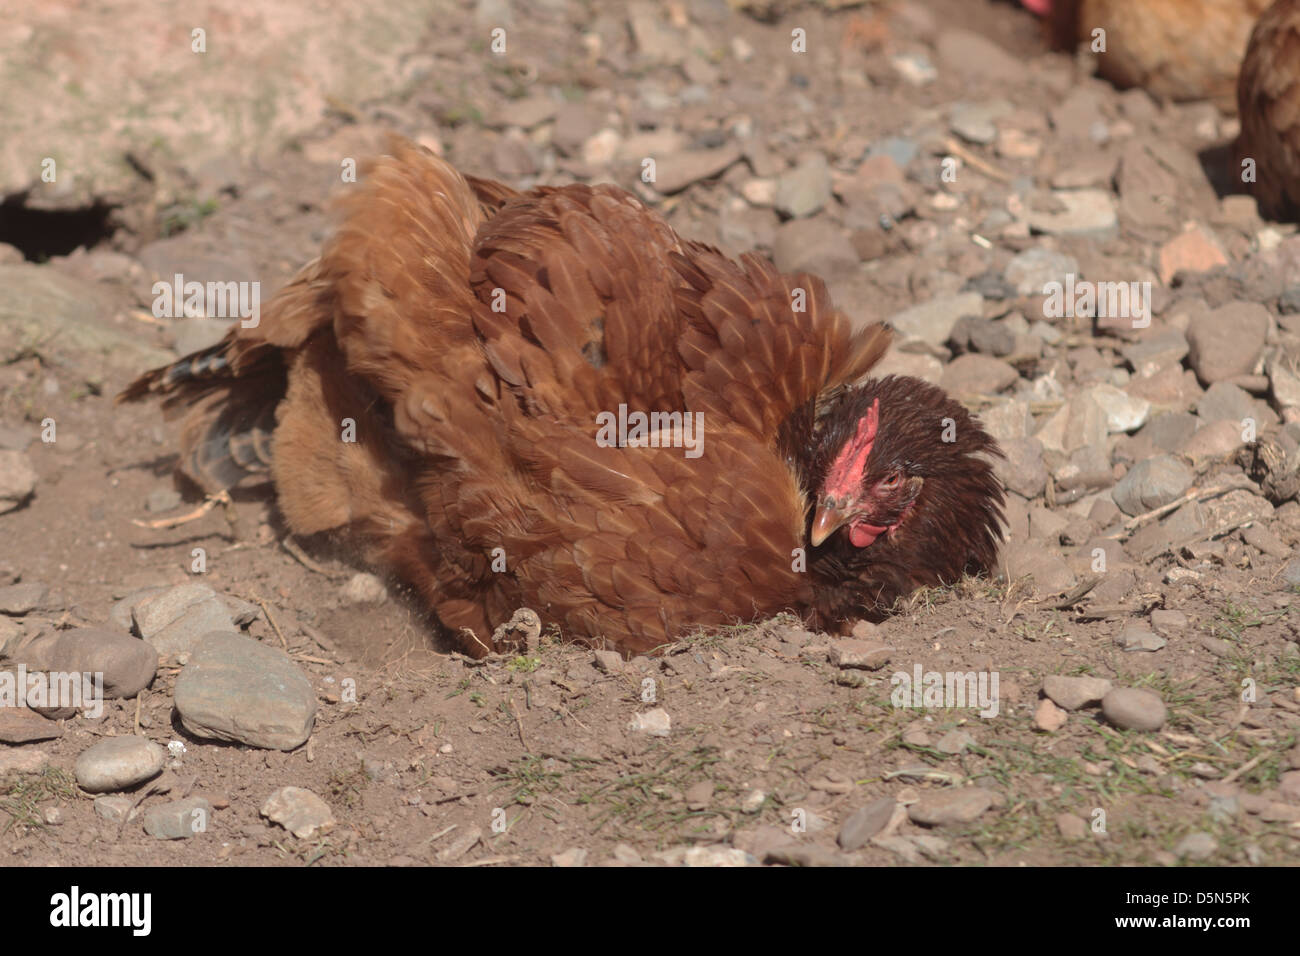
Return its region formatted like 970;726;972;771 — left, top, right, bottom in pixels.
879;472;902;490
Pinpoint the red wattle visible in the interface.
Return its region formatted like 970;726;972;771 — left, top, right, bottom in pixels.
849;522;888;548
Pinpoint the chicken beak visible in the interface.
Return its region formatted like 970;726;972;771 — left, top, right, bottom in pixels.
810;504;850;547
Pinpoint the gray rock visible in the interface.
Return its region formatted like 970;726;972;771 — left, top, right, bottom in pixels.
1283;557;1300;587
173;631;317;750
261;786;336;838
0;450;36;514
771;217;858;278
994;438;1048;498
948;100;1011;145
941;354;1018;396
966;318;1016;356
93;795;136;824
1042;674;1112;711
1111;455;1193;516
74;736;165;793
1242;523;1289;558
908;787;995;826
1124;328;1189;375
132;583;236;657
1101;687;1167;731
142;797;212;840
1004;248;1079;297
145;487;183;514
889;293;984;347
1186;302;1269;385
9;627;156;699
978;401;1031;442
1116;625;1167;652
628;708;671;737
1086;384;1150;433
838;797;896;850
1196;382;1256;425
1003;541;1075;593
1177;420;1245;467
1024;190;1118;239
0;582;45;615
651;146;743;195
1140;412;1199;452
1150;610;1189;636
774;154;832;219
828;639;892;670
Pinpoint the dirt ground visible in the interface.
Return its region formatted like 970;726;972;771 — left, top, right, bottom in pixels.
1;0;1298;867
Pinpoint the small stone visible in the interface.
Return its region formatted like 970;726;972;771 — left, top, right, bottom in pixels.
1116;625;1166;652
828;639;893;670
1004;248;1079;297
740;789;766;814
142;797;212;840
260;786;336;838
145;488;183;513
74;736;165;793
132;583;237;658
0;450;37;514
1002;541;1075;593
1111;455;1193;516
1023;190;1118;239
908;787;995;826
1185;302;1269;385
1034;697;1068;732
341;572;387;605
1178;420;1246;467
1042;674;1112;711
1056;812;1089;841
1173;831;1217;861
1158;224;1228;285
774;154;832;219
941;354;1018;397
592;649;624;673
771;217;858;278
94;795;135;823
1086;384;1150;433
838;797;896;850
684;780;714;811
628;708;671;737
652;146;743;195
0;706;61;743
1149;610;1188;636
550;846;588;867
889;293;984;347
0;582;45;615
995;438;1048;498
1102;687;1167;731
935;730;975;754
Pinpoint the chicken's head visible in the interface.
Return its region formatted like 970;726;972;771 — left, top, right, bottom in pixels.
805;376;1003;554
809;396;924;547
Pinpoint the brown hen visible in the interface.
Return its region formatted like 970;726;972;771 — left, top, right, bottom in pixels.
1237;0;1300;220
1049;0;1271;112
120;139;1004;656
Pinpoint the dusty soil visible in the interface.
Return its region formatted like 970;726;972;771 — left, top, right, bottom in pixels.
1;0;1298;867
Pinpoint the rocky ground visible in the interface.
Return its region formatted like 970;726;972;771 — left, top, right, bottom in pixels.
1;0;1299;867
